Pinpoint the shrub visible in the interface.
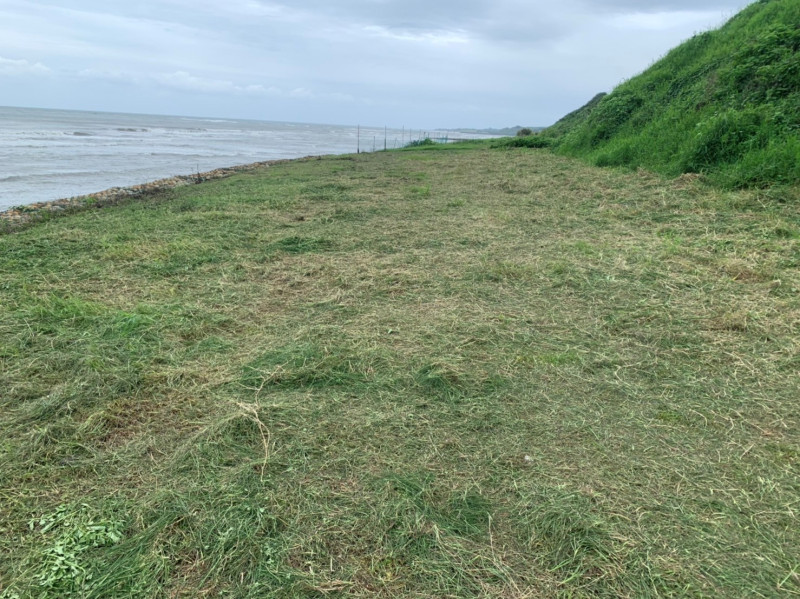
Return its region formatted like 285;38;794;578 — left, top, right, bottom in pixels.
404;138;436;148
492;136;553;149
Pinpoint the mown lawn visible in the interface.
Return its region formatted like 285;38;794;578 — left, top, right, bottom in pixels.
1;143;798;598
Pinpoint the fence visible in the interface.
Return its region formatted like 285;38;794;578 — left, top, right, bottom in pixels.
356;126;494;153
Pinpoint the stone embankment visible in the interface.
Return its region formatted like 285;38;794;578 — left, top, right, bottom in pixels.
0;157;308;229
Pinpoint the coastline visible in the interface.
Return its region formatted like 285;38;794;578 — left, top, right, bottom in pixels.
0;155;320;230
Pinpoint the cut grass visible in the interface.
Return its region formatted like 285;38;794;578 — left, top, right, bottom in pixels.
1;145;799;597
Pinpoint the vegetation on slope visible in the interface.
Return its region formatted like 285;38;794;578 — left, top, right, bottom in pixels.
545;92;607;140
2;145;799;597
543;0;800;188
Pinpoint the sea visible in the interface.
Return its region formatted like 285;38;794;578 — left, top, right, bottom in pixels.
0;106;468;212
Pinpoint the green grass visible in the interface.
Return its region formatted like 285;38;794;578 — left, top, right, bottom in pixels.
540;0;800;189
1;146;799;597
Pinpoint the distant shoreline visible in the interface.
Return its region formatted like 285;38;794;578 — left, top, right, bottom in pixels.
0;106;426;214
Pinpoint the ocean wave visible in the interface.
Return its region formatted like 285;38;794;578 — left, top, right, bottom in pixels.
183;118;234;124
148;151;238;158
162;127;207;133
1;106;380;208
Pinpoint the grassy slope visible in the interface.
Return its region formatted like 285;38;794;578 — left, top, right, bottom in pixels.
545;0;800;188
1;144;799;598
545;92;607;140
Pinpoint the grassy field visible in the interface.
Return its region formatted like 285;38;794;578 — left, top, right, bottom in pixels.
1;142;799;598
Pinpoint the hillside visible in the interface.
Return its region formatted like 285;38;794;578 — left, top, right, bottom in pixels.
544;92;607;139
544;0;800;188
2;145;799;597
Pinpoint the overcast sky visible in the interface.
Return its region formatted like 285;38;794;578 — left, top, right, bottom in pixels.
0;0;753;128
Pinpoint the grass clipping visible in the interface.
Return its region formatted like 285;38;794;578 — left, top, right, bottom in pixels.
0;142;799;597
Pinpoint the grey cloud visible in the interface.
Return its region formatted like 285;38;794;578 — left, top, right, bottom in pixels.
585;0;749;11
0;0;756;128
241;0;749;44
261;0;491;30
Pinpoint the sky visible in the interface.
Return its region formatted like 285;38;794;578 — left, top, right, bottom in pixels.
0;0;754;129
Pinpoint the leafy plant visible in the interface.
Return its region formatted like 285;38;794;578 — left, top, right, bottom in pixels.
25;504;125;597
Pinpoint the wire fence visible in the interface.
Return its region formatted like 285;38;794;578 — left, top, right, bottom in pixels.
356;126;496;153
